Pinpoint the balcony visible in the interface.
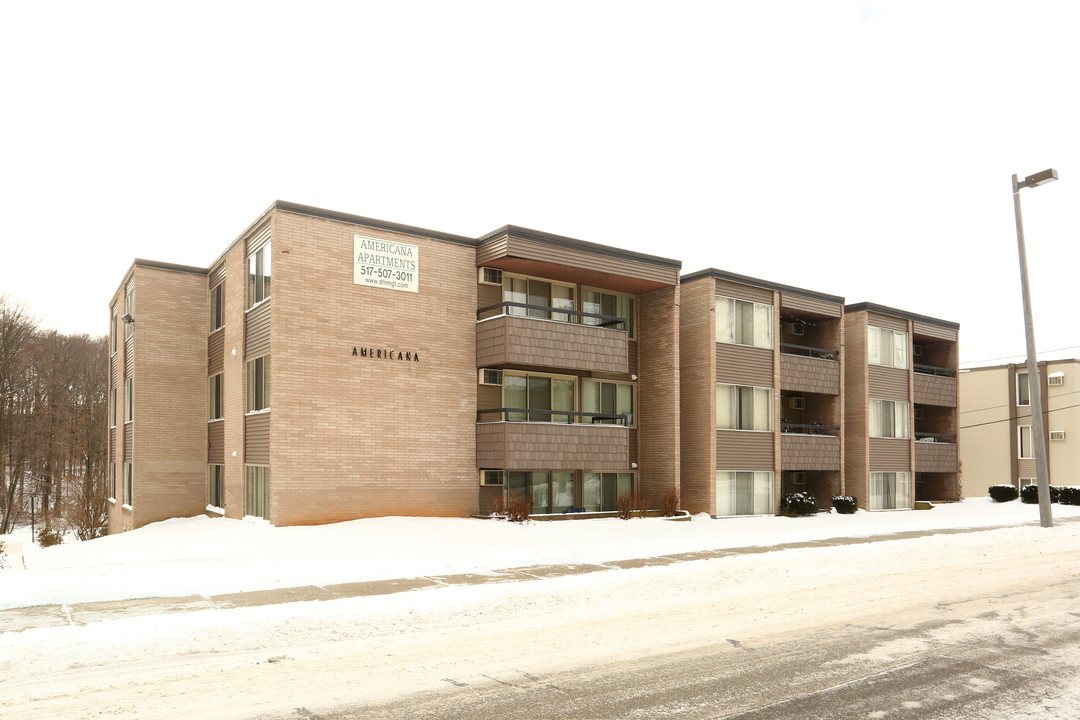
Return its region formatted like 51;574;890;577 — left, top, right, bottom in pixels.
914;365;957;407
914;434;958;472
477;302;629;374
476;408;629;470
780;343;840;395
781;423;841;471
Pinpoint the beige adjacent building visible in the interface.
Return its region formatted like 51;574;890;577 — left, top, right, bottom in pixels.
959;359;1080;497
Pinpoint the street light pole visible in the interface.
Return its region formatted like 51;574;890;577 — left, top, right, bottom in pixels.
1012;168;1057;528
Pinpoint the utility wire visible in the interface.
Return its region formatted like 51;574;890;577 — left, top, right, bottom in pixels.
959;388;1080;414
959;401;1080;431
960;345;1080;366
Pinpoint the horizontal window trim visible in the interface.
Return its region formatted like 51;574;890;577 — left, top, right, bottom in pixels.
245;407;272;417
208;324;225;337
244;297;270;314
208;417;225;424
122;503;132;511
206;504;225;515
717;427;775;434
108;497;116;504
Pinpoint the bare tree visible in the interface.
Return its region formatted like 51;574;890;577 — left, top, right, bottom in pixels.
0;295;36;533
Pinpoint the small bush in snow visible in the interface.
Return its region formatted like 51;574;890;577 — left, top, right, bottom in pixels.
491;494;532;523
781;492;819;517
658;489;681;517
1051;485;1062;503
1059;487;1080;505
37;527;64;548
616;492;648;520
0;540;6;569
988;485;1019;503
832;495;858;514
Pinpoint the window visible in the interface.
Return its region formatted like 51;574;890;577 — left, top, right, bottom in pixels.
124;284;135;338
716;296;773;349
870;399;910;439
716;471;773;516
582;379;634;425
245;466;270;520
209;465;225;508
506;471;575;515
583;472;634;512
124;377;134;422
210;281;225;332
503;371;575;422
246;356;270;412
503;274;575;322
247;243;271;307
110;387;117;428
870;472;911;510
716;383;773;431
868;326;908;369
111;312;118;353
1016;372;1030;406
123;462;133;506
1019;425;1033;459
583;289;634;336
109;462;116;501
209;373;223;420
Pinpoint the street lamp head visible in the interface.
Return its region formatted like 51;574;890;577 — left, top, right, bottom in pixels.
1019;168;1058;189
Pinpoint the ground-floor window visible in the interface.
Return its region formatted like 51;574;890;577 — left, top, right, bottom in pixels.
583;472;634;512
245;465;270;520
715;471;773;516
506;471;575;514
870;471;911;510
209;464;225;508
123;462;133;506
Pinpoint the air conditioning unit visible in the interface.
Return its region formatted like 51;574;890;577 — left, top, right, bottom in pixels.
478;369;503;386
914;408;924;420
478;267;503;285
789;397;806;411
791;472;807;485
1049;373;1065;386
480;470;505;486
913;345;924;358
1050;430;1066;441
787;322;805;337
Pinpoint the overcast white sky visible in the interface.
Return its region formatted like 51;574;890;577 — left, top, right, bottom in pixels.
1;1;1076;367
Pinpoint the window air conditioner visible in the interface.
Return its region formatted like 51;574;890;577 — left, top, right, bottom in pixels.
479;267;503;286
1050;430;1066;441
787;322;805;337
479;369;503;386
480;470;505;486
792;472;807;485
913;345;924;358
789;397;806;411
1049;373;1065;386
914;408;924;420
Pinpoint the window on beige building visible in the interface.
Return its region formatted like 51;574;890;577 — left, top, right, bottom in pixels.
1016;372;1030;406
210;281;225;332
870;471;910;509
124;377;134;422
716;471;773;516
123;462;133;507
209;465;225;509
246;357;269;413
716;296;772;348
584;288;634;336
503;371;575;422
869;326;908;369
209;373;223;420
584;472;634;512
1019;425;1033;459
716;383;773;431
582;379;634;426
870;399;909;439
247;244;271;307
245;466;269;520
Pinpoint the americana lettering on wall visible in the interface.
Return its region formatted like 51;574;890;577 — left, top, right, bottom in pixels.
352;347;421;362
354;234;419;293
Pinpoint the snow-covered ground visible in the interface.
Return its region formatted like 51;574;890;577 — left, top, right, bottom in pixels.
3;500;1080;719
3;498;1077;609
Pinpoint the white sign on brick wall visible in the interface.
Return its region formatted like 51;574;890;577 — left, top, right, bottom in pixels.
353;235;419;293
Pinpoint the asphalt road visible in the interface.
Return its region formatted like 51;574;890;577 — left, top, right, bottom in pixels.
271;575;1080;720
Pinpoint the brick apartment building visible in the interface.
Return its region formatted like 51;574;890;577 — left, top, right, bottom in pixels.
107;201;958;530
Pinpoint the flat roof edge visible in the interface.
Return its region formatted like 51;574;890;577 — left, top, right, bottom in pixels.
682;268;844;304
274;201;476;246
133;259;208;275
478;224;682;270
845;302;959;329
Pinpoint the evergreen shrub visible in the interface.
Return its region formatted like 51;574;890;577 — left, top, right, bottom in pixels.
781;492;819;517
1020;484;1039;504
987;485;1019;503
832;495;858;514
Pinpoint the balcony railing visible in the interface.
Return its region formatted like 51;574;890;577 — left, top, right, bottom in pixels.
781;421;840;437
477;301;628;331
915;432;957;442
914;363;956;377
780;342;838;361
477;407;630;425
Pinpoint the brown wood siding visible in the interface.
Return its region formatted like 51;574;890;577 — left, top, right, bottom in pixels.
245;412;270;466
869;438;910;470
246;221;271;255
208;421;225;464
781;434;841;471
475;315;628;374
627;339;638;377
124;423;133;462
245;298;272;359
208;328;225;376
913;373;957;407
476;237;511;267
714;279;773;305
780;354;840;395
869;365;909;401
914;441;957;472
716;430;774;469
867;312;907;332
209;262;226;287
476;281;501;310
780;293;842;318
476;383;502;413
109;427;115;462
475;422;629;470
503;236;678;286
124;337;134;377
716;342;774;387
913;321;957;341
